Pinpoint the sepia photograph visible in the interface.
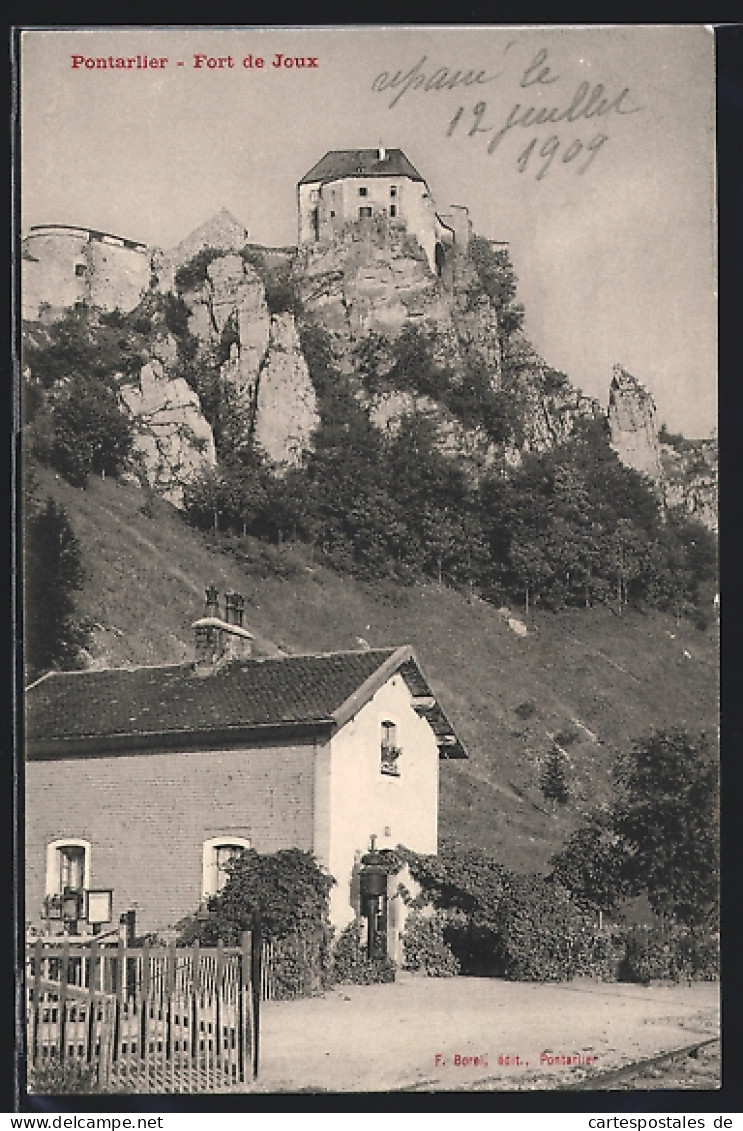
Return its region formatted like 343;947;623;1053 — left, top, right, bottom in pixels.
16;23;720;1103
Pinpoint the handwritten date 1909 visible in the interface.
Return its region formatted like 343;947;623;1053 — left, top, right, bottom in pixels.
517;133;609;180
447;99;614;179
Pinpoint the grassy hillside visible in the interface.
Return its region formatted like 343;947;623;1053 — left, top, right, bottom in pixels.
26;468;718;873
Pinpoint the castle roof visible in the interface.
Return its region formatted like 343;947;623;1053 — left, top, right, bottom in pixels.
25;646;467;760
298;149;425;186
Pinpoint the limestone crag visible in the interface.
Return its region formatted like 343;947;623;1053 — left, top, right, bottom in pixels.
517;380;602;454
295;219;492;377
661;439;718;531
607;365;665;483
180;249;317;467
253;313;318;466
119;360;216;507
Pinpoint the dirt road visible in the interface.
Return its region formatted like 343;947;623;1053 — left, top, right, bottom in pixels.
252;974;720;1093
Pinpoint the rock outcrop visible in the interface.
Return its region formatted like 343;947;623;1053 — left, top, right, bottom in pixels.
119;359;216;507
179;247;318;468
607;364;665;483
23;209;717;527
661;437;718;531
295;218;499;380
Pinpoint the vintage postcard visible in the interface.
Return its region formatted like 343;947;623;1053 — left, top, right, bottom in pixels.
17;25;720;1105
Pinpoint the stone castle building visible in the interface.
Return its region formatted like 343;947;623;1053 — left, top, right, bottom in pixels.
21;223;151;321
297;147;471;276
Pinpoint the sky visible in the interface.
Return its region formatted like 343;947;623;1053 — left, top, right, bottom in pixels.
19;25;718;437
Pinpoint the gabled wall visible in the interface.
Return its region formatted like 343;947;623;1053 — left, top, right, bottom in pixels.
325;673;439;931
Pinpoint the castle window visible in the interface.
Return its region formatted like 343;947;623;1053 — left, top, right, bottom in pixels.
381;720;402;776
358;186;368;197
359;206;372;219
390;205;397;218
202;836;251;899
74;263;87;277
390;186;397;197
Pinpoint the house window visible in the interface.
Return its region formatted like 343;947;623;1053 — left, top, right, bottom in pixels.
359;206;372;219
202;836;251;899
46;839;91;897
390;205;397;218
390;186;397;198
74;263;87;277
381;720;401;776
358;186;368;196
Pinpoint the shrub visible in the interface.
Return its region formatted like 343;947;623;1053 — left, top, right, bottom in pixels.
29;1059;99;1095
332;919;396;985
263;930;333;999
179;848;335;998
494;875;600;981
401;911;460;976
617;922;720;984
174;247;223;293
617;924;677;984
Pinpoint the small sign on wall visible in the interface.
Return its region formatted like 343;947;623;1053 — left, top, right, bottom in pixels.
86;888;113;925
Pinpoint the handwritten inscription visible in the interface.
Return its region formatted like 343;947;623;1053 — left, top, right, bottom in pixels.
371;45;644;181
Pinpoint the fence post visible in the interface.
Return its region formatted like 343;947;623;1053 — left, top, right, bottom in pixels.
250;914;261;1080
30;938;43;1070
57;938;70;1064
86;940;99;1069
215;939;223;1063
112;934;125;1067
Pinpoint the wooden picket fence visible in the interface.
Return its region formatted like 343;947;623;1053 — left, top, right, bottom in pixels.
26;933;261;1094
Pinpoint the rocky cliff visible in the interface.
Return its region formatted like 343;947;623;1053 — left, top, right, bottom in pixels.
119;358;216;508
607;364;665;483
607;365;717;530
22;209;717;529
177;248;318;467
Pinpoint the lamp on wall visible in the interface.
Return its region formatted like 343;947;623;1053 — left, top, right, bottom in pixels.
61;890;83;931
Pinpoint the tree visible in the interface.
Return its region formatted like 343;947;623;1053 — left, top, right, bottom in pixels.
48;373;133;487
551;732;718;928
23;497;88;679
613;731;719;926
550;811;630;919
540;744;570;805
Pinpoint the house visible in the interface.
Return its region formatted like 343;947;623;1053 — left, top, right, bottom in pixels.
297;146;470;276
24;588;467;958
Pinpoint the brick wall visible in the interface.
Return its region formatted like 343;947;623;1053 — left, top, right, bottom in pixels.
25;742;317;938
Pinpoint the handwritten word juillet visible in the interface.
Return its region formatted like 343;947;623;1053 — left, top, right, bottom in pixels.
371;46;644;181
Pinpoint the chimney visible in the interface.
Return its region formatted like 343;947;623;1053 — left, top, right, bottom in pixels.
192;586;253;674
224;592;245;627
378;143;386;161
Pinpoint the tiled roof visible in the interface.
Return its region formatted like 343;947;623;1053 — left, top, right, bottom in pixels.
26;649;400;746
298;149;425;185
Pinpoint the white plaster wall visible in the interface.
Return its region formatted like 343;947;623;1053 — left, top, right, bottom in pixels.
299;176;439;273
22;231;89;318
325;674;439;929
